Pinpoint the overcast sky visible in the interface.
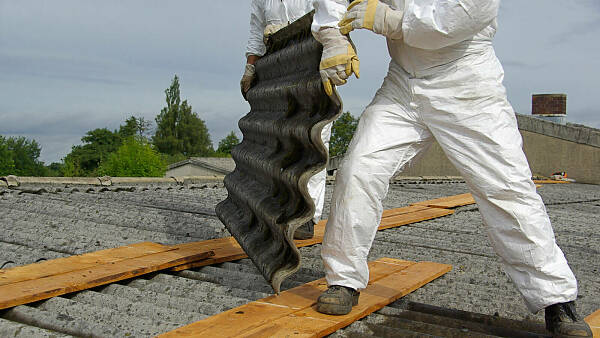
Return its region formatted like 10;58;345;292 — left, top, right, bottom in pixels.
1;1;599;163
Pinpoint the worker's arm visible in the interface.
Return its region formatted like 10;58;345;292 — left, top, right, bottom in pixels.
241;0;267;99
246;0;268;58
311;0;348;33
311;0;358;96
246;54;260;65
402;0;500;50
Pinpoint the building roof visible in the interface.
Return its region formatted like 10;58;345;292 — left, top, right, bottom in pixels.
167;157;236;175
0;179;598;337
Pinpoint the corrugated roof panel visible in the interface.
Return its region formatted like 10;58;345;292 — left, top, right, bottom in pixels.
215;11;344;293
0;181;598;336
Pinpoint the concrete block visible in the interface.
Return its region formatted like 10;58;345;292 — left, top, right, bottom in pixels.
2;175;19;187
98;176;112;186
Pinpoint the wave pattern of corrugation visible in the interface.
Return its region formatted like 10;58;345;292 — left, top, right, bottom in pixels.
215;12;343;293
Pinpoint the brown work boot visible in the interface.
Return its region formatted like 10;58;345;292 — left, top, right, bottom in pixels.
316;285;359;315
545;301;593;337
293;220;315;240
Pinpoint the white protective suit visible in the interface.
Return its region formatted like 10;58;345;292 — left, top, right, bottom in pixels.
320;0;578;313
246;0;345;223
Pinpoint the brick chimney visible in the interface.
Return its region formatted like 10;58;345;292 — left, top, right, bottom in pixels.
532;94;567;125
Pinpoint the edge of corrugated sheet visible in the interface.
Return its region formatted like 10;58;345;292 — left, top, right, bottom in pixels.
215;11;344;293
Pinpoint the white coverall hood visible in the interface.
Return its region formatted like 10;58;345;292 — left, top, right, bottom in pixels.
320;0;578;313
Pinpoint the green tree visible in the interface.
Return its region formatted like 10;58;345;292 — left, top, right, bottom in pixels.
98;137;166;177
63;128;122;176
45;162;64;177
330;111;358;157
2;136;47;176
153;75;213;156
62;157;85;177
217;131;240;155
0;136;16;176
119;116;152;140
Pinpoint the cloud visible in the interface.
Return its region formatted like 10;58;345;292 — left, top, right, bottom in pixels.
1;0;599;164
549;19;600;46
500;60;544;70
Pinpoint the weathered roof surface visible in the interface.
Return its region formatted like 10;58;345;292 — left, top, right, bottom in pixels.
0;179;598;337
216;11;343;293
167;157;236;174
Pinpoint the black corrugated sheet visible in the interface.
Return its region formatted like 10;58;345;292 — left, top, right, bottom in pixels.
216;11;344;293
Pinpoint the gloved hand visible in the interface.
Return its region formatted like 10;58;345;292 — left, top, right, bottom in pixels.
240;63;256;100
339;0;404;39
263;23;287;44
313;28;360;96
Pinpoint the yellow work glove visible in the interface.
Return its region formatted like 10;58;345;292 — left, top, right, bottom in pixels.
313;28;360;96
339;0;404;39
263;23;287;44
240;63;255;100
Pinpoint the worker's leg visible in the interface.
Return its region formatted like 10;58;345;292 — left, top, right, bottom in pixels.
322;63;433;290
418;53;577;313
307;121;333;223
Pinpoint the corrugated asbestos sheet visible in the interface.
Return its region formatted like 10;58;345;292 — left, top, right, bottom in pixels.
216;11;344;293
1;181;599;336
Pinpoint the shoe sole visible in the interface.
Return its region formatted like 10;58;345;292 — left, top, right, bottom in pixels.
316;303;352;315
316;293;360;315
293;231;314;240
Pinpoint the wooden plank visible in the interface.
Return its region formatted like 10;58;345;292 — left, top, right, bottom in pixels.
585;309;600;338
159;258;450;338
381;205;430;218
533;179;571;184
260;259;415;310
170;237;247;272
163;301;299;337
379;208;454;230
261;261;452;338
160;259;415;337
0;248;214;310
0;242;171;286
243;314;335;338
171;206;452;272
411;193;476;209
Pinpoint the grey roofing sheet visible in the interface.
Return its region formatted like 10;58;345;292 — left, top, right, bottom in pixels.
0;181;598;337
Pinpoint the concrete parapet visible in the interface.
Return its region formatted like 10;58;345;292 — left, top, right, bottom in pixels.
517;114;600;148
17;177;102;186
176;176;225;184
0;176;226;188
109;177;177;185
